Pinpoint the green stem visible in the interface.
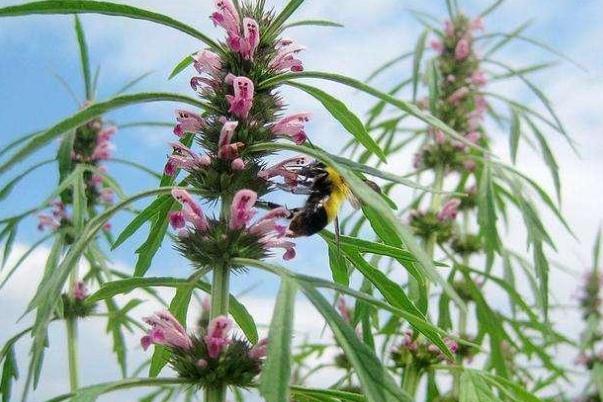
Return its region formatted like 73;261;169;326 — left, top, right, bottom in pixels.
66;267;80;391
66;317;79;391
401;365;421;396
205;196;232;402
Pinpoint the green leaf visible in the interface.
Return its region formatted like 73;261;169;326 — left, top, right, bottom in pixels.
366;51;413;83
525;117;561;203
250;141;465;312
411;30;429;102
112;195;172;250
477;163;500;254
594;226;602;270
149;282;194;376
0;93;207;176
287;81;386;162
0;346;18;402
260;279;297;402
168;54;194;80
113;71;154;95
0;1;220;50
261;71;485;153
509;108;520;164
87;276;258;343
0;160;54;203
57;130;75;185
264;0;305;39
593;364;603;402
283;19;343;29
46;377;192;402
290;386;365;402
0;234;51;290
300;285;411;402
460;371;500;402
74;16;92;100
234;258;453;359
327;245;349;286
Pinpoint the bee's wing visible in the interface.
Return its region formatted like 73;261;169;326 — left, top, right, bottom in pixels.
346;188;362;210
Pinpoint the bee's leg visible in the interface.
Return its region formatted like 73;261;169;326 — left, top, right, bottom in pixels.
256;201;298;219
275;183;314;195
334;215;341;254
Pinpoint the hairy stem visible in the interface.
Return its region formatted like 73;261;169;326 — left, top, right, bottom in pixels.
66;264;80;392
66;317;79;391
205;197;232;402
401;365;421;397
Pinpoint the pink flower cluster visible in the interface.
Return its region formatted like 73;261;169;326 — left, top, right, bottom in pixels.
91;126;116;161
168;188;296;260
37;200;68;231
437;198;461;221
210;0;304;71
141;311;268;362
72;281;88;301
141;310;193;351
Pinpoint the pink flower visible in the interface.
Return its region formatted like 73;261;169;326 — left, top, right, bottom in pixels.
430;39;444;54
226;76;254;119
258;155;313;187
193;49;221;75
165;143;212;175
174;110;205;137
447;86;470;105
465;131;481;144
231;157;245;171
262;238;296;260
229;189;257;230
217;120;243;159
471;17;485;32
445;338;459;354
463;159;476;172
38;213;60;231
100;188;114;204
91;129;115;160
171;189;209;232
455;38;471;60
249;338;268;360
432;129;446;144
470;70;487;87
401;331;417;351
169;211;186;229
271;113;310;144
444;20;455;37
210;0;240;36
269;39;305;72
240;18;260;60
204;315;233;359
437;198;461;221
141;310;192;351
73;281;88;301
337;298;352;323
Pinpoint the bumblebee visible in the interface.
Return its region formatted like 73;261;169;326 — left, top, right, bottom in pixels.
275;160;380;237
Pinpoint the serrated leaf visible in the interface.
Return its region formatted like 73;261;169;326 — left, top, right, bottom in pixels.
74;16;92;100
0;1;220;50
0;93;206;176
300;285;411;402
288;81;386;162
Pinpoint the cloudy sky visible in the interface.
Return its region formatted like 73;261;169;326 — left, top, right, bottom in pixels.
1;0;602;400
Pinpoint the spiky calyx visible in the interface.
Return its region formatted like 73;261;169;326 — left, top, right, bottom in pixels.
173;219;268;271
59;294;96;319
168;335;262;389
409;211;456;243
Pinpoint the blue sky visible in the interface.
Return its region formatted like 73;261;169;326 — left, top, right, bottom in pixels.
1;0;603;400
